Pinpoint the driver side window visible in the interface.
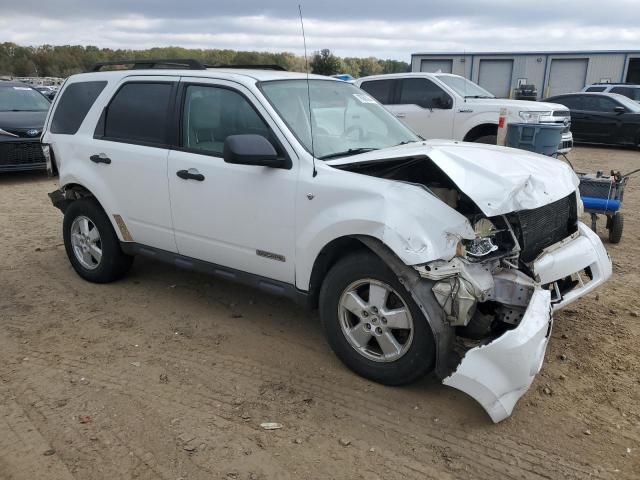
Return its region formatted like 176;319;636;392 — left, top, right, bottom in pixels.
398;78;452;109
182;85;272;156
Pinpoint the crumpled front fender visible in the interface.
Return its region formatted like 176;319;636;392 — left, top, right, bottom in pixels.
443;288;552;423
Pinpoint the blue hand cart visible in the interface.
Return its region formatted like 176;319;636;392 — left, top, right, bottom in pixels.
577;169;639;244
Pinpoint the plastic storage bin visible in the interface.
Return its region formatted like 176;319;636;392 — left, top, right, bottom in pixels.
505;123;563;156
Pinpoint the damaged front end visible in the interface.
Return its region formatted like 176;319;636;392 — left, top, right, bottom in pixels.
338;146;610;422
417;252;553;423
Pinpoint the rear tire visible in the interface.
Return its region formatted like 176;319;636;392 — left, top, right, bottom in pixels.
63;198;133;283
319;251;436;386
474;134;497;145
608;212;623;244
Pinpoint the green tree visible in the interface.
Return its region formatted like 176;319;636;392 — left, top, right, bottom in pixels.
310;49;341;76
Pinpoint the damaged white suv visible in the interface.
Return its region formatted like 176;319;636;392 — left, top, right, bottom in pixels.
42;60;611;422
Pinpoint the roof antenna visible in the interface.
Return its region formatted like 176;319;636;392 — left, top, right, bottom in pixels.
298;4;317;177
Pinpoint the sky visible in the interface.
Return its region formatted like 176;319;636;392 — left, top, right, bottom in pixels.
1;1;639;60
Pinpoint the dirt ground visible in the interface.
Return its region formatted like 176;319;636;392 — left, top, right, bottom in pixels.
1;146;639;480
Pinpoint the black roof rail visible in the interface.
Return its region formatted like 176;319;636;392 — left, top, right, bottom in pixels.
591;82;639;86
90;59;206;72
206;64;287;71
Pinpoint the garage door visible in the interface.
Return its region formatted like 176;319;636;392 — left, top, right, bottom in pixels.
548;59;588;97
478;59;514;98
420;59;453;73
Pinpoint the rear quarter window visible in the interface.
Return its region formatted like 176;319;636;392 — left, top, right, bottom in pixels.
50;81;107;134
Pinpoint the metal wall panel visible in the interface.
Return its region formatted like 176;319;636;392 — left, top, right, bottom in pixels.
478;59;514;98
547;59;588;96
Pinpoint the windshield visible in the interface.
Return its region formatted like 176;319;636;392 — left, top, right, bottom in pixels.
0;85;50;112
435;75;495;98
260;79;420;159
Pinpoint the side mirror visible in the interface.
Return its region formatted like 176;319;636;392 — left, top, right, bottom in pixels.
223;134;286;168
614;106;626;114
431;95;453;110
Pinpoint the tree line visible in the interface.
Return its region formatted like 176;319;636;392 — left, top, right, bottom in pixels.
0;43;408;78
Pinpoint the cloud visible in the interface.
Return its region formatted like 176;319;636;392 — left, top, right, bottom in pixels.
0;1;639;59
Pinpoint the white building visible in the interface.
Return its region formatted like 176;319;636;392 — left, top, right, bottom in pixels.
410;50;640;99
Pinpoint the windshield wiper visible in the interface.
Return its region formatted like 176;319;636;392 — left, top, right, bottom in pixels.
464;95;494;99
318;147;379;160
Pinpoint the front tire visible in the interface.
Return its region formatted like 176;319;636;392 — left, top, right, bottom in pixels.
319;252;436;386
63;198;133;283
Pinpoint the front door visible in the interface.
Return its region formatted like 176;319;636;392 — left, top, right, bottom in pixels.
167;80;297;283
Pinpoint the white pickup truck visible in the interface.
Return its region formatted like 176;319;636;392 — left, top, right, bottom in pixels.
356;73;573;153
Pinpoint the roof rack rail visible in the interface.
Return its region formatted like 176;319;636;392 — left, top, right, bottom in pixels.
90;59;206;72
206;64;287;71
592;82;638;85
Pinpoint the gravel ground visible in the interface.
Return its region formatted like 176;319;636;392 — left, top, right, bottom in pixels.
0;146;638;479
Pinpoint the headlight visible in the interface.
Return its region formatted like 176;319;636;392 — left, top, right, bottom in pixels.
518;111;552;123
0;128;18;137
462;218;499;258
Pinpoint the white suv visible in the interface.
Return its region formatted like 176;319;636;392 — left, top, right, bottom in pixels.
42;60;610;422
356;73;574;152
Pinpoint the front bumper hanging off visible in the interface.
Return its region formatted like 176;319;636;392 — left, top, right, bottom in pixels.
444;289;552;422
436;221;611;422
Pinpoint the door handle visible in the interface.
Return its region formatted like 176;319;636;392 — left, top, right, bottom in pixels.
176;169;205;181
394;113;406;118
90;154;111;164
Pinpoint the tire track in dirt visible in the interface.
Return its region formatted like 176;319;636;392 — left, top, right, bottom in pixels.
0;391;77;480
22;348;615;480
12;354;443;480
161;350;615;480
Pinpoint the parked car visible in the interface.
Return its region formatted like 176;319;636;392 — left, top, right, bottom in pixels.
545;92;640;147
33;85;58;101
583;83;640;103
42;60;611;422
355;73;573;152
0;80;50;172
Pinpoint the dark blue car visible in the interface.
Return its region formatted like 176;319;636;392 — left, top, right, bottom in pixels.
0;81;51;172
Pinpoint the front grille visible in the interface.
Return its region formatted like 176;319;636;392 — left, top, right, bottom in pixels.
510;193;578;263
559;139;573;150
0;141;46;167
552;111;570;117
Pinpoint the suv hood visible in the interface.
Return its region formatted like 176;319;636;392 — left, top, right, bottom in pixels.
326;140;579;217
0;110;47;131
465;97;568;113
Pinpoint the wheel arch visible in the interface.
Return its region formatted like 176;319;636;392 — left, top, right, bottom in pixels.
463;123;498;142
308;234;455;379
307;235;372;309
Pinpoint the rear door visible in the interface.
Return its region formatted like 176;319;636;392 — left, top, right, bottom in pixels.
551;95;589;142
580;95;618;144
167;78;297;283
392;78;454;139
90;76;178;252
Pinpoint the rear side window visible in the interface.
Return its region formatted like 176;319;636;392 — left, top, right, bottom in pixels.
360;80;395;104
50;81;106;134
585;86;606;92
103;82;173;146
